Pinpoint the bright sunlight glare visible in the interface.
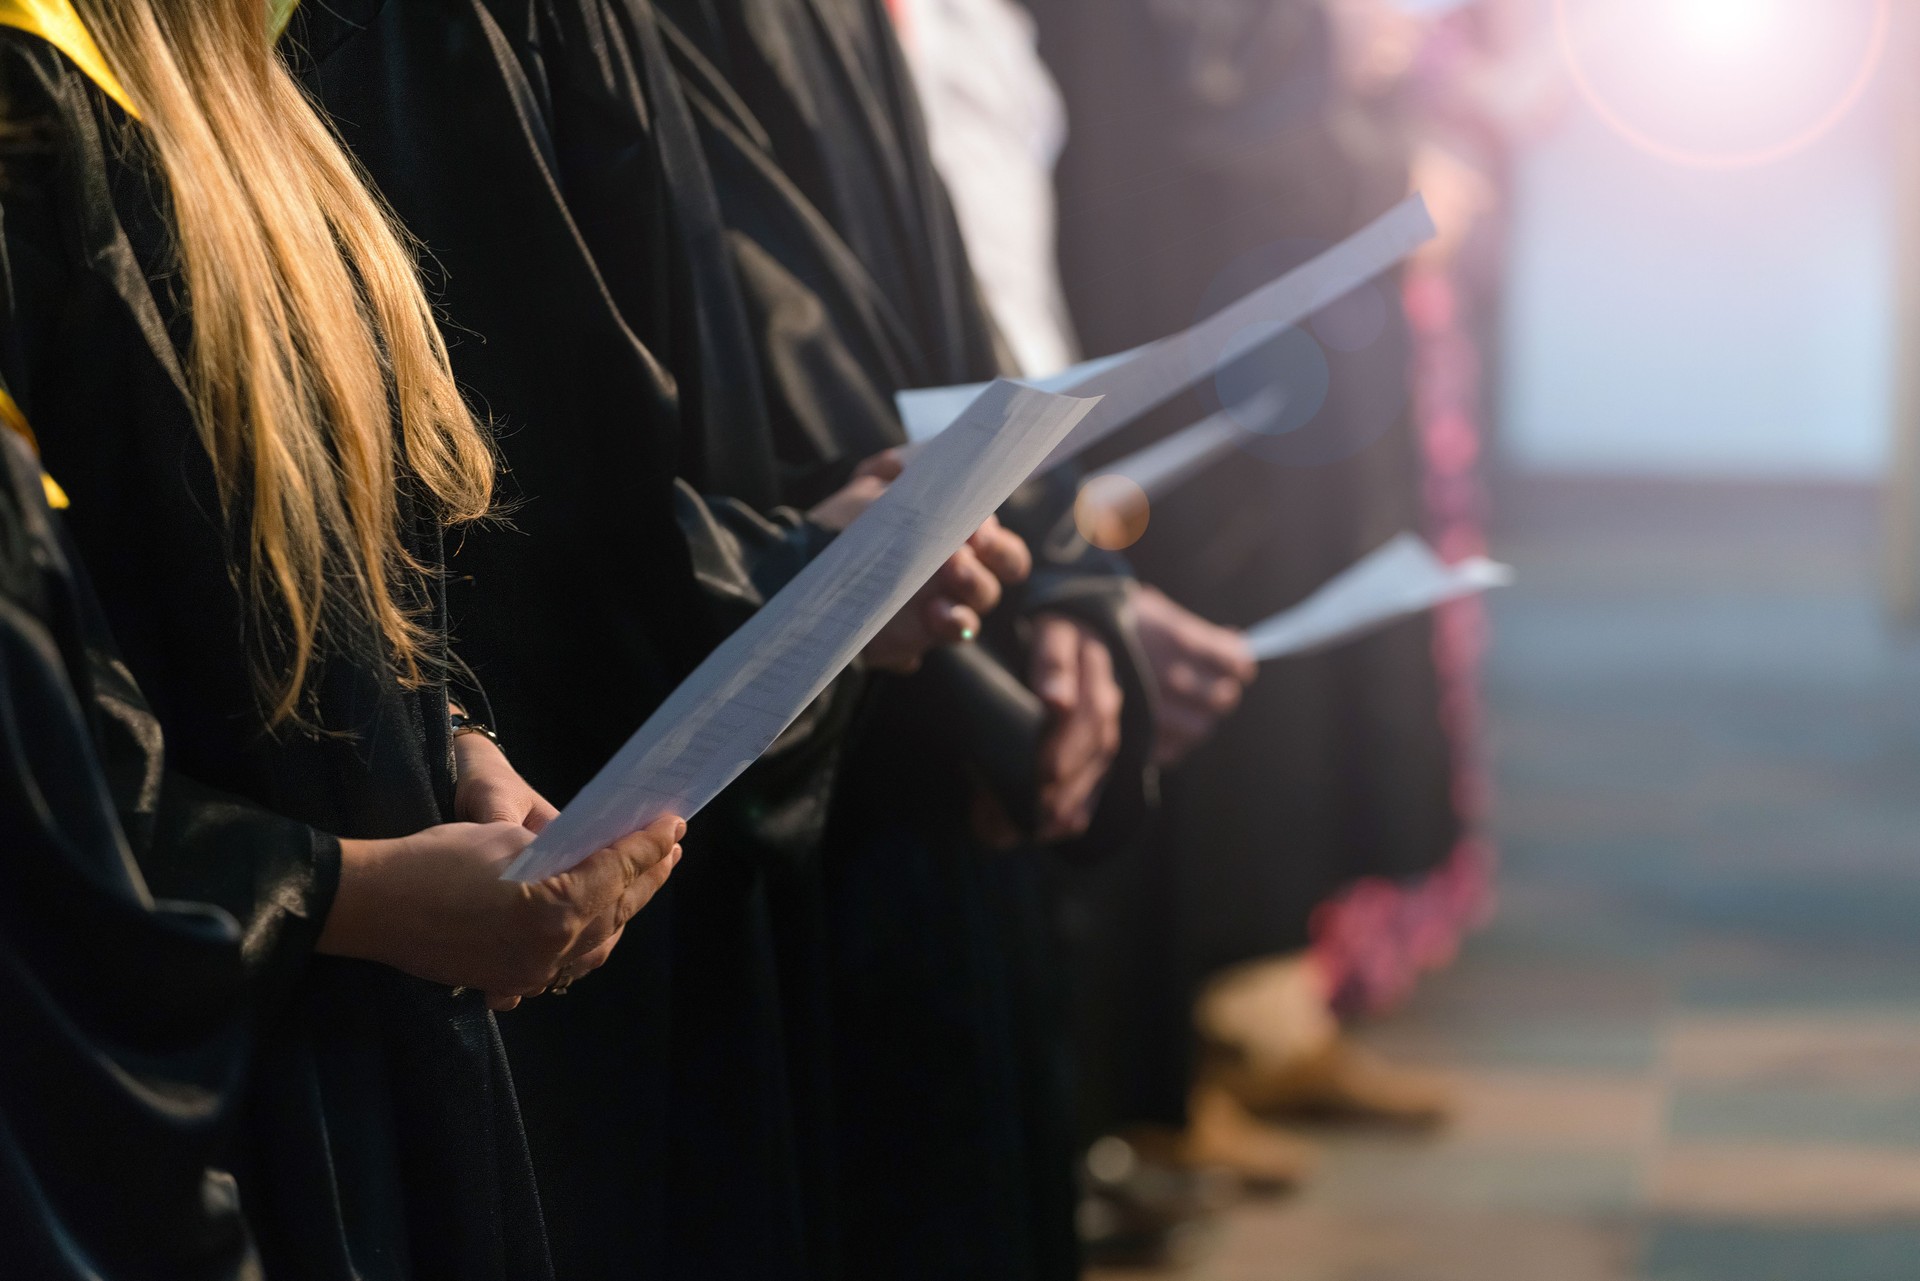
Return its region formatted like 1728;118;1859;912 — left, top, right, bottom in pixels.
1668;0;1789;58
1554;0;1889;170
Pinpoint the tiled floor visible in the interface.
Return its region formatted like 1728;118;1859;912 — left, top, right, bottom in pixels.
1098;479;1920;1280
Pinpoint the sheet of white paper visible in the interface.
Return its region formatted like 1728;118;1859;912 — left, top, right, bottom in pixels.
1244;533;1513;663
505;381;1099;883
897;348;1138;443
893;194;1435;470
1100;409;1243;500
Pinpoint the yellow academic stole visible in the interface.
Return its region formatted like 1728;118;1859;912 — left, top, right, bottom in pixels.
0;0;306;120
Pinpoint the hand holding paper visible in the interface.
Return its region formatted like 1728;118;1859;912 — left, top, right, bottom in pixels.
505;381;1099;883
1133;584;1258;767
863;514;1034;672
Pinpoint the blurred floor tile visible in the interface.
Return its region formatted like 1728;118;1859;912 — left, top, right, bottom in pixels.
1365;1016;1663;1076
1444;1072;1667;1150
1678;950;1920;1011
1086;482;1920;1279
1218;1209;1639;1281
1088;1209;1641;1281
1648;1144;1920;1220
1667;1085;1920;1148
1639;1222;1920;1281
1666;1014;1920;1086
1303;1143;1643;1215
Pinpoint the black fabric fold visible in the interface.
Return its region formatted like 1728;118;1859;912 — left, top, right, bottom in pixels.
637;4;1144;1276
288;6;862;1278
0;424;254;1280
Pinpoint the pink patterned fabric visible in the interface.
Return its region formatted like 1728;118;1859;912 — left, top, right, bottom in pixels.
1312;263;1498;1016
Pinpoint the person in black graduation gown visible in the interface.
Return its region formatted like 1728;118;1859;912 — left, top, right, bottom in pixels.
307;0;1142;1274
661;0;1156;845
282;5;1028;1279
1030;0;1461;1147
0;424;258;1280
0;6;684;1278
641;5;1163;1277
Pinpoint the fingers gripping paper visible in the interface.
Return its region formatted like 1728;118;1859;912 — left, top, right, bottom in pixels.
894;194;1436;471
504;381;1099;883
1243;533;1512;663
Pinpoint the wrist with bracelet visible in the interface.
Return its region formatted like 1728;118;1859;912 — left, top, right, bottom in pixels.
448;704;503;753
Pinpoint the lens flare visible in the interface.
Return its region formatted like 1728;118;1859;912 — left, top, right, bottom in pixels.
1073;475;1150;552
1553;0;1889;170
1669;0;1786;57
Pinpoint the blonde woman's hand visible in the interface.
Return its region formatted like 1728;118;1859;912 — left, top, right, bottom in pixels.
319;815;685;1010
454;731;559;832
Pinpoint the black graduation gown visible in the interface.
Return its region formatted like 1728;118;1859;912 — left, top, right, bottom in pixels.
287;4;861;1278
649;6;1154;1278
662;0;1004;389
0;430;258;1281
1031;0;1462;1129
0;32;551;1281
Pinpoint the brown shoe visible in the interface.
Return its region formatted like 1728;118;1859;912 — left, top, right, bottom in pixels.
1194;953;1338;1071
1214;1036;1453;1130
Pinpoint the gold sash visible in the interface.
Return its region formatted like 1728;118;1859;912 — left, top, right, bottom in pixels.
0;386;68;510
0;0;307;510
0;0;136;117
0;1;304;120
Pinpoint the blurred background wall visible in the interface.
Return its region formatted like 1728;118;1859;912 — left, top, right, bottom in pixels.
1497;0;1899;482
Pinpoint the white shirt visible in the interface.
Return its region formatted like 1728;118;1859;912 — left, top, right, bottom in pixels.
895;0;1081;377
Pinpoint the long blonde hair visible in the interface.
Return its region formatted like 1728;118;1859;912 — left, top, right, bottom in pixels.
71;0;495;724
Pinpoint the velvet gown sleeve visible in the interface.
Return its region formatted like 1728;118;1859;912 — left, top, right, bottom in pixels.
0;38;343;1015
0;428;261;1280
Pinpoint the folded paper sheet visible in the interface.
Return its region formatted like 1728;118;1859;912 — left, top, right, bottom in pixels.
1244;533;1512;663
505;381;1099;882
894;194;1435;472
898;348;1137;445
1100;409;1244;500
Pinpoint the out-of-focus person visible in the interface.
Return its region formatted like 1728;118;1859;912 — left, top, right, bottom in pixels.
1026;0;1513;1261
659;2;1158;1277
